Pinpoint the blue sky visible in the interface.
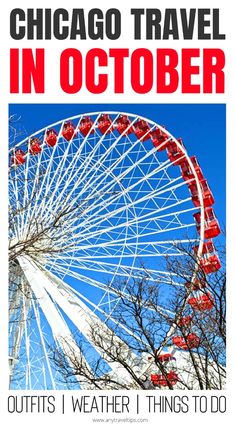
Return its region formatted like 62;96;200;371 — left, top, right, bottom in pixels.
9;103;226;228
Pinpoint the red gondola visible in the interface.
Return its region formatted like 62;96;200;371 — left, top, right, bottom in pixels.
179;156;204;181
193;241;221;274
97;114;113;134
193;208;221;239
133;119;151;141
29;138;42;155
45;128;58;147
186;333;201;348
188;292;214;311
79;116;94;137
193;241;215;256
151;371;179;387
62;121;76;141
177;316;192;327
151;128;170;151
188;179;214;207
116;115;133;135
172;333;200;350
166;138;185;165
200;255;221;274
11;149;26;166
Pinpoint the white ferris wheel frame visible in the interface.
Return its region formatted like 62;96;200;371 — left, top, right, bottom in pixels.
8;110;206;389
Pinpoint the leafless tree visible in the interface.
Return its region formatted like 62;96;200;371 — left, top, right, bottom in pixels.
50;242;226;390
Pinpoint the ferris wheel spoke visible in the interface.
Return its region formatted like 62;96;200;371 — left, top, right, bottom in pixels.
59;237;198;256
20;141;35;239
9;286;22;320
66;200;195;249
22;156;45;239
50;249;187;261
9;171;24;240
22;137;50;234
51;214;190;256
60;246;186;260
24;148;71;231
66;216;195;249
45;257;187;286
30;140;73;225
55;220;195;254
8;181;19;239
63;177;189;241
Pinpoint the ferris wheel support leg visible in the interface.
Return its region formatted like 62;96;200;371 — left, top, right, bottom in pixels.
18;256;93;389
31;298;56;390
18;255;142;386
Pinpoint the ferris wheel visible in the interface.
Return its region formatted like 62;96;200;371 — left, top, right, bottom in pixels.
8;111;221;390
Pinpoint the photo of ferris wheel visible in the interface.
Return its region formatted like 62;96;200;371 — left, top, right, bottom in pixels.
8;103;226;390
